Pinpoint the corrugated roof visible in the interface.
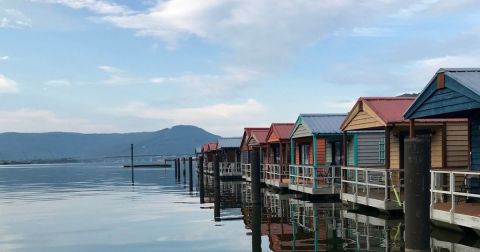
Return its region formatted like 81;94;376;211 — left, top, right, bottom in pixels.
250;129;269;144
217;137;242;149
269;123;294;141
241;127;269;148
299;114;347;134
361;97;415;124
444;69;480;98
207;142;217;152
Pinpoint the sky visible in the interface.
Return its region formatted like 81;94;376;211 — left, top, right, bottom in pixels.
1;0;480;136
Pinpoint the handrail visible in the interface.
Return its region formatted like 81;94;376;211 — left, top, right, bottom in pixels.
219;162;241;176
431;169;480;223
289;164;341;191
341;166;404;206
264;163;289;183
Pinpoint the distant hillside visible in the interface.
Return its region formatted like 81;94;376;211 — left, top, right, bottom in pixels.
0;125;220;161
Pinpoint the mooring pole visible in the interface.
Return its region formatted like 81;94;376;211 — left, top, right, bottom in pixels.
251;149;261;204
251;201;262;252
214;152;221;221
176;159;180;182
182;157;186;184
198;155;205;204
189;157;193;191
174;158;178;180
131;144;134;186
404;137;430;252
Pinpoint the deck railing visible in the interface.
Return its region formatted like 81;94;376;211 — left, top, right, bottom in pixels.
431;170;480;224
289;164;341;192
219;162;241;177
264;163;289;184
341;167;403;206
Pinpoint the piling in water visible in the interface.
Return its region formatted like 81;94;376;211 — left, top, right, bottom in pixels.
130;144;134;186
174;158;178;180
198;155;205;204
251;149;261;205
404;137;430;252
188;157;193;191
213;152;221;221
251;202;262;252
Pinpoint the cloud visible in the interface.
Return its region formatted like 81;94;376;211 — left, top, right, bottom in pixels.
44;79;71;87
102;99;267;135
0;109;117;133
150;66;261;97
0;9;31;29
97;65;131;85
33;0;131;15
0;74;19;93
0;56;9;61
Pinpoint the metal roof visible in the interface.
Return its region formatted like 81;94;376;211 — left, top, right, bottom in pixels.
217;137;242;149
362;97;415;124
444;69;480;98
298;114;347;135
269;123;294;141
250;129;269;144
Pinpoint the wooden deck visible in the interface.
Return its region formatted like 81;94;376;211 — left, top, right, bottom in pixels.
264;178;289;188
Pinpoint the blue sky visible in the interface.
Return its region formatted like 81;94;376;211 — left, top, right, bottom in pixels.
1;0;480;136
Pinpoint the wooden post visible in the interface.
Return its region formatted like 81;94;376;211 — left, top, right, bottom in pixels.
213;152;221;221
131;144;134;186
189;157;193;191
251;149;261;205
251;202;262;252
385;126;391;200
404;137;430;252
409;119;416;138
342;131;347;166
198;155;205;204
174;157;178;181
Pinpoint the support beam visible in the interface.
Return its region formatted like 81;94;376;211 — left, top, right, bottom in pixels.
251;149;261;204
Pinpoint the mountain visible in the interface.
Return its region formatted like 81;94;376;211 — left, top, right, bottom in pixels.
0;125;220;161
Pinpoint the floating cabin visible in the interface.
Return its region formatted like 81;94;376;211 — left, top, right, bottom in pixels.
216;137;242;178
246;129;270;182
340;97;469;211
264;123;294;189
240;127;269;181
202;142;217;175
404;68;480;231
289;114;347;195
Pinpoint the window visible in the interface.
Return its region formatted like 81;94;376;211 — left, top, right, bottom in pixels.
299;144;310;165
379;139;385;163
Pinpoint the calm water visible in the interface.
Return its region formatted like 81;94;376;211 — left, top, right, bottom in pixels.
0;163;477;251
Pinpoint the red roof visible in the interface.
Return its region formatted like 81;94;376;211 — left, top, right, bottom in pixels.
201;142;217;152
359;97;466;124
250;129;269;144
360;97;415;124
241;127;269;147
267;123;294;142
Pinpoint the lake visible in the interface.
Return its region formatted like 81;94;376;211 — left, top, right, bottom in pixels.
0;163;476;251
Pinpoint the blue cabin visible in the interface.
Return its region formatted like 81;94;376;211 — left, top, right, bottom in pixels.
404;68;480;231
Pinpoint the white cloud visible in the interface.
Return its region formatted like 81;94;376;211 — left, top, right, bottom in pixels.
0;56;9;61
34;0;131;15
0;74;19;93
0;9;31;29
150;66;261;97
44;79;71;87
0;109;117;133
102;99;267;135
97;65;131;85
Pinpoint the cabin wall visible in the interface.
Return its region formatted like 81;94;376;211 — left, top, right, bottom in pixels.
356;131;385;167
294;137;312;165
446;122;469;168
347;135;355;166
471;116;480;170
344;111;383;131
390;132;400;169
291;123;311;138
241;150;250;164
431;127;443;169
316;137;326;165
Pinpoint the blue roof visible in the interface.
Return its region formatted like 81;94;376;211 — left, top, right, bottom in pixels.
217;137;242;149
404;68;480;119
297;114;347;135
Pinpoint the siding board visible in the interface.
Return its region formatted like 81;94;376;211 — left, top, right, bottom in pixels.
446;122;469;168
